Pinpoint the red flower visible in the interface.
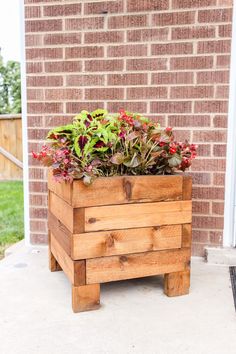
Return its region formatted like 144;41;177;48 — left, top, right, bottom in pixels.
169;147;177;154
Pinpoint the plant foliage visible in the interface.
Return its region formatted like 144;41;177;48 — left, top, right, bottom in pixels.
33;109;197;185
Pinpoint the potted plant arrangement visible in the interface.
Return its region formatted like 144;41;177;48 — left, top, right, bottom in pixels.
33;109;197;312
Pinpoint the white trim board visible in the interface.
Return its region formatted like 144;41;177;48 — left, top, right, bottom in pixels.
19;1;30;247
223;1;236;247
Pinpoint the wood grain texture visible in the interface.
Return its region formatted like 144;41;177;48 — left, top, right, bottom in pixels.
182;176;192;200
164;270;190;296
49;232;62;272
72;284;100;313
182;224;192;248
86;248;191;284
72;225;182;260
83;200;192;232
50;232;85;286
49;174;184;207
48;211;72;256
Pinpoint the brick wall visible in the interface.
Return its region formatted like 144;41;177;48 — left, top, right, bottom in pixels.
25;0;233;256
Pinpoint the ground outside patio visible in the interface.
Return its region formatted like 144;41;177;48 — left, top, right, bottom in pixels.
0;243;235;354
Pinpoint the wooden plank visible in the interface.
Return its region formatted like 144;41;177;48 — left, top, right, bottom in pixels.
48;171;72;205
72;284;100;312
48;233;62;272
182;176;192;200
86;248;191;284
49;174;184;207
82;200;192;232
50;232;85;286
49;191;75;233
72;225;182;260
48;211;72;256
164;270;190;296
182;224;192;248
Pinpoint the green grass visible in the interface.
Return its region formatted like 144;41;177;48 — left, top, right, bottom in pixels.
0;181;24;258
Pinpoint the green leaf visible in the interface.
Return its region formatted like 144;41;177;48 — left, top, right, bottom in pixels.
168;154;182;168
74;136;82;158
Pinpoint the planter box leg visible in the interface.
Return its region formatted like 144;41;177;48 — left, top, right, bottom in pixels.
72;284;100;313
49;248;62;272
164;270;190;297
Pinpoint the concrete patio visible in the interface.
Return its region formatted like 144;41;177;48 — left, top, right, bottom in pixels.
0;244;236;354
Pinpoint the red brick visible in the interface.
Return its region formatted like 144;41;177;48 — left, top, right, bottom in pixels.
194;100;228;113
127;28;169;42
198;9;232;23
216;86;229;99
193;216;224;229
27;102;63;114
171;26;215;40
107;101;147;113
190;172;211;185
209;231;223;244
30;194;48;207
191;159;226;172
108;44;148;57
27;88;44;101
172;0;216;8
195;144;211;156
26;48;63;60
25;34;43;47
108;73;148;86
25;6;41;18
151;42;193;55
44;61;82;73
30;220;47;233
44;33;81;45
66;74;105;87
170;56;213;70
31;234;48;245
152;72;193;85
216;55;230;68
213;173;225;186
127;0;169;11
218;0;233;5
66;102;105;114
197;40;231;54
27;116;44;128
29;181;47;193
219;24;232;37
26;62;43;74
172;130;191;141
168;115;210;127
27;76;63;87
108;15;147;29
151;101;192;113
213;115;227;128
85;88;124;100
212;202;224;215
127;58;167;71
44;115;73;128
152;11;195;26
213;144;227;157
25;19;62;32
45;88;82;100
193;201;210;214
30;208;48;219
127;87;168;100
65;17;104;30
192;230;209;243
65;46;104;59
193;130;227;142
197;70;229;84
29;168;45;180
43;4;81;17
84;1;124;15
170;86;214;99
84;31;124;44
85;59;123;72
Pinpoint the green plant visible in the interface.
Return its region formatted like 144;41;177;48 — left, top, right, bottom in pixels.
33;109;197;185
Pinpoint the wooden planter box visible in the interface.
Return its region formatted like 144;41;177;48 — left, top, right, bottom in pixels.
48;174;192;312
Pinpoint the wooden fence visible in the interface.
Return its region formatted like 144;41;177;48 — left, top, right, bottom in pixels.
0;115;23;180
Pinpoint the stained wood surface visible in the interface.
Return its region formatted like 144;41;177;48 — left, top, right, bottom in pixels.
72;225;182;260
164;270;190;296
48;211;71;256
83;200;192;232
182;176;192;200
50;232;85;286
48;174;185;207
49;233;62;272
182;224;192;248
86;248;191;284
72;284;100;312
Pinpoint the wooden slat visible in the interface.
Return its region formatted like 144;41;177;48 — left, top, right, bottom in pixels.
50;232;85;286
72;225;182;260
48;174;184;207
86;248;191;284
182;176;192;200
82;200;192;232
182;224;192;248
48;211;72;256
164;270;190;296
72;284;100;312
